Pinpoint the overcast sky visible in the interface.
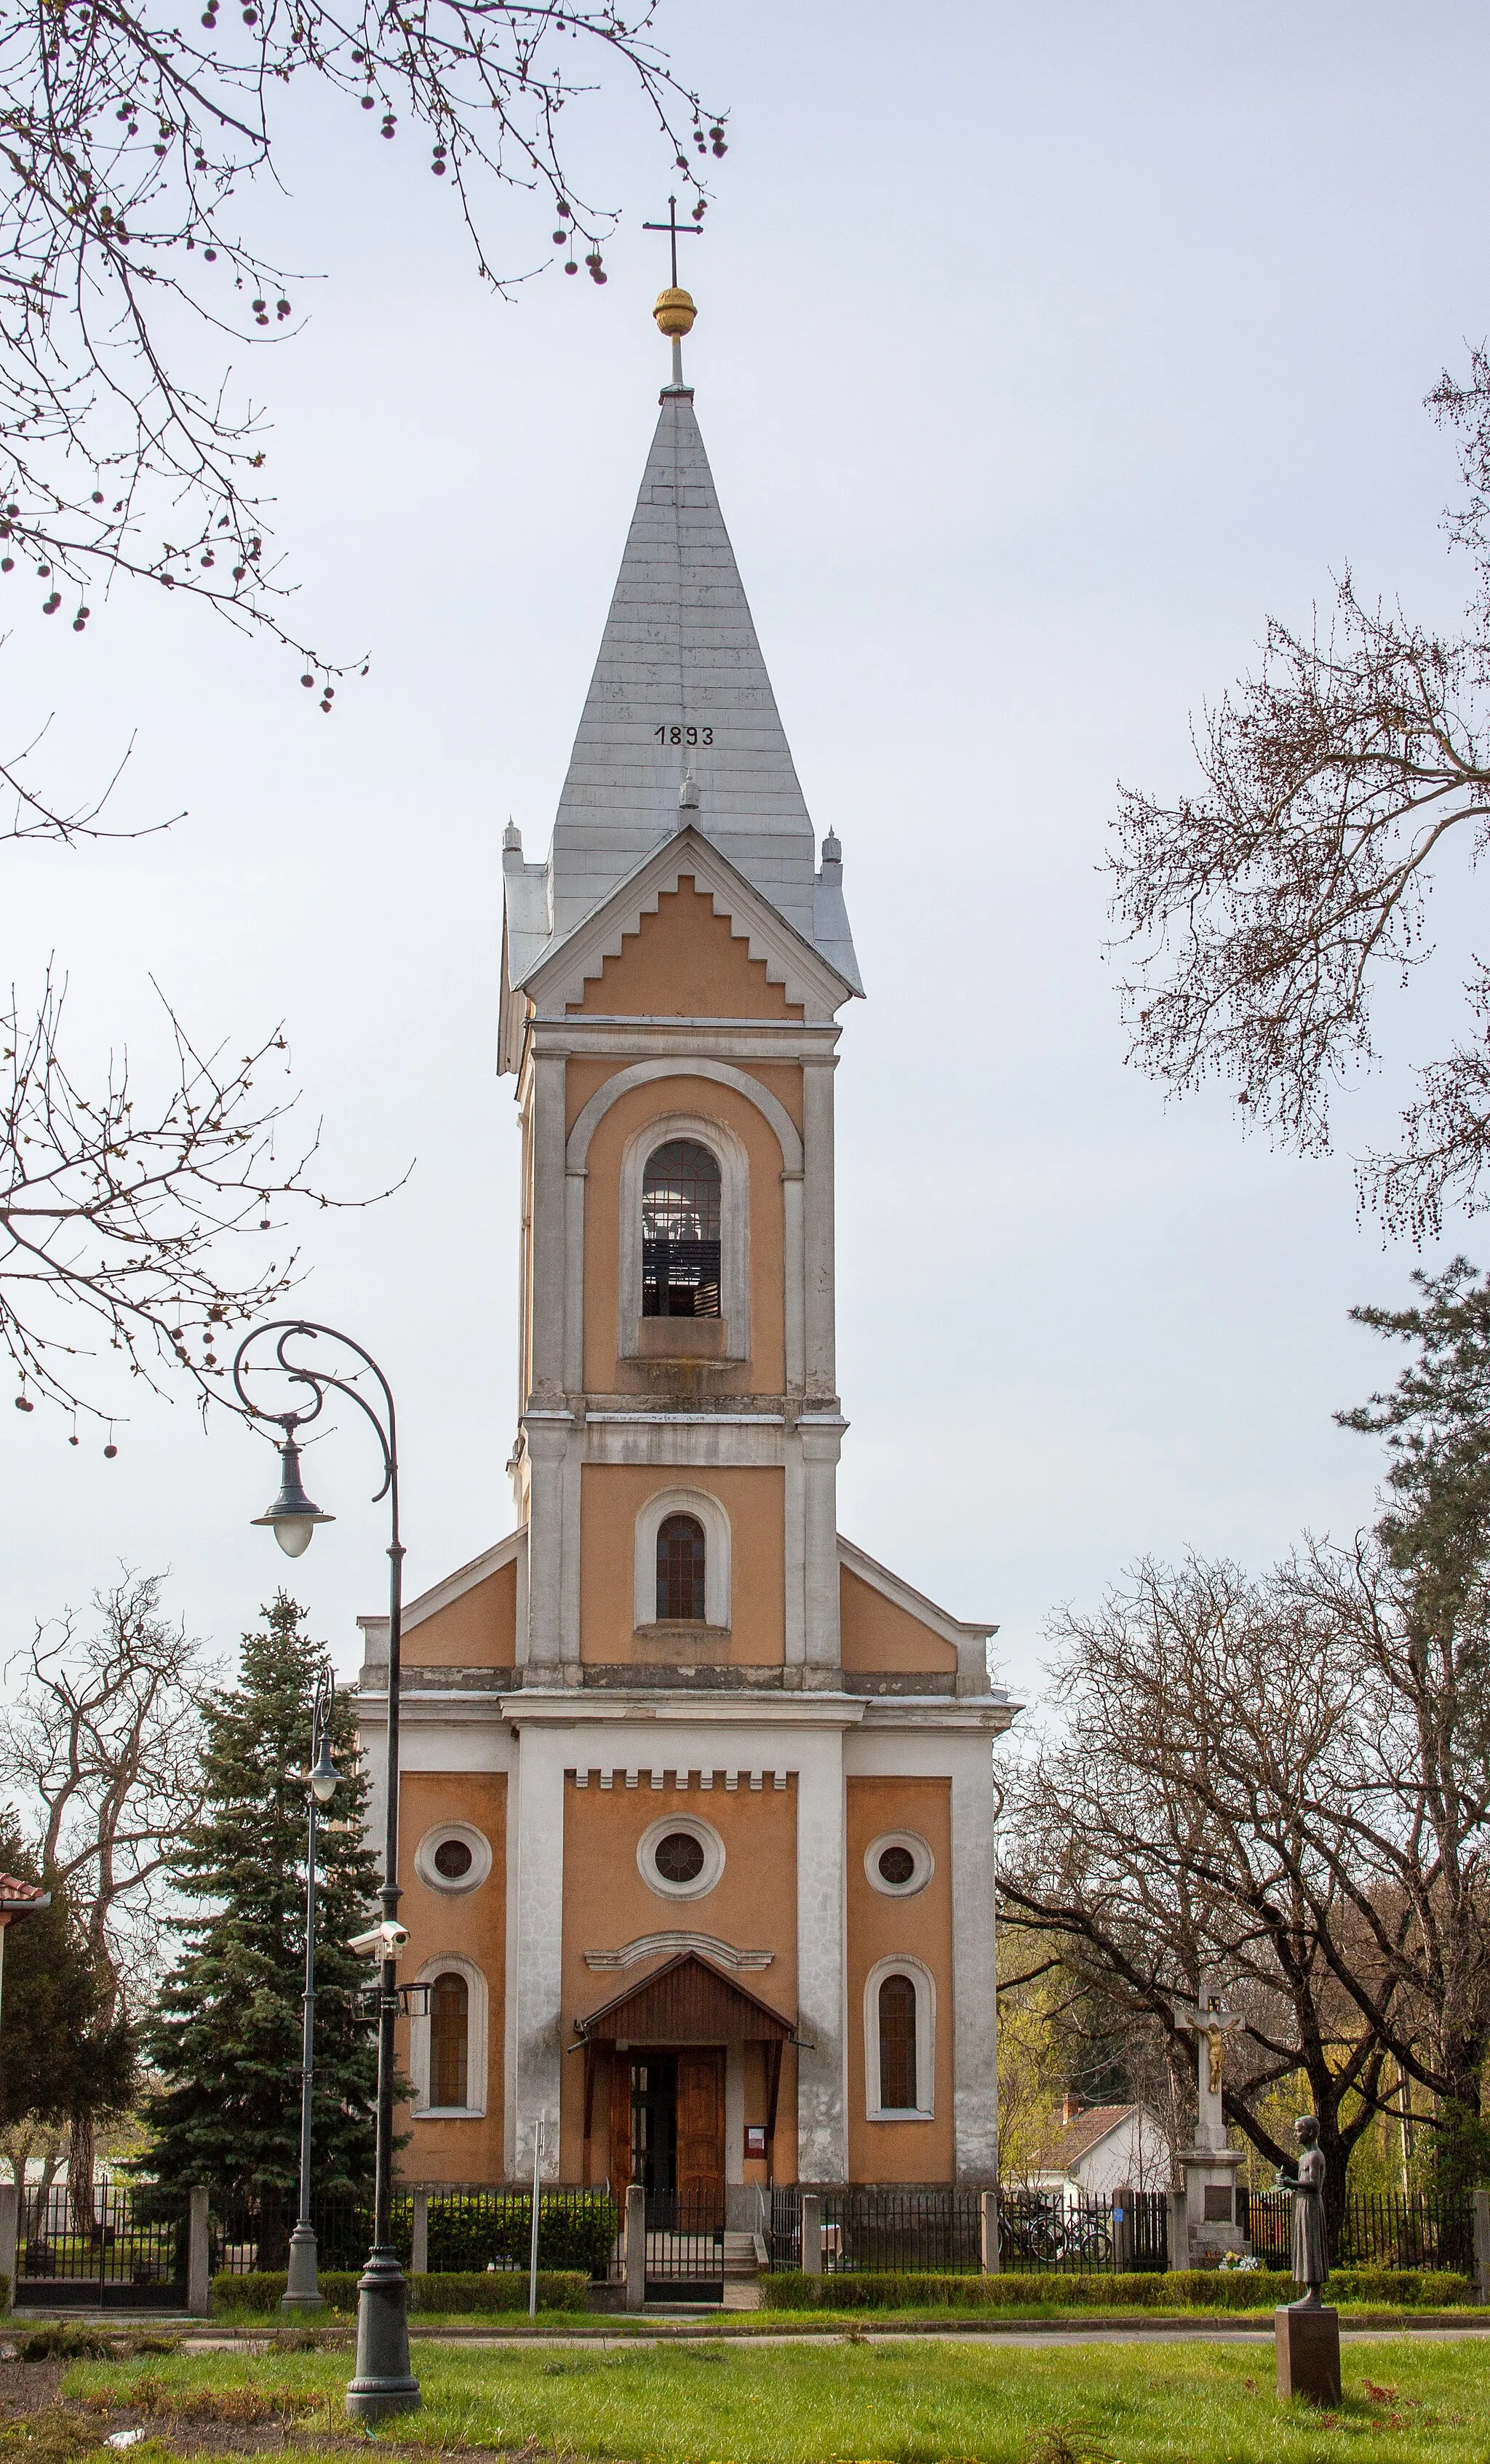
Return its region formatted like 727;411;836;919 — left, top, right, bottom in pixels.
4;0;1489;1712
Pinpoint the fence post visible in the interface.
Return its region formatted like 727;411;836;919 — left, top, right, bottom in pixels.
980;2189;1000;2276
1474;2187;1490;2306
410;2187;429;2279
800;2193;822;2278
0;2180;17;2309
186;2186;210;2317
1166;2187;1189;2274
1112;2185;1134;2275
625;2183;646;2313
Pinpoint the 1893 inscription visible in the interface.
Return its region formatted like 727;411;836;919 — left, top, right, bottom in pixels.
654;724;713;746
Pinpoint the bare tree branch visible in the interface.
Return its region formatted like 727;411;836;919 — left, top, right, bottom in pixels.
1;966;403;1420
0;0;726;680
1109;346;1490;1239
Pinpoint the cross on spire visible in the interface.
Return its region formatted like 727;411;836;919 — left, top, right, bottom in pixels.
643;194;701;291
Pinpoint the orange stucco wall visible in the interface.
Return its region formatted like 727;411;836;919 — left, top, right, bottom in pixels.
581;1073;788;1395
839;1569;959;1675
396;1770;508;2183
846;1777;955;2182
566;1055;805;1142
579;1463;784;1663
566;877;805;1020
560;1773;800;2184
403;1558;519;1670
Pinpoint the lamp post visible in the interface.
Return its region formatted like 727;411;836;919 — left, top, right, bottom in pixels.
282;1669;339;2316
234;1319;420;2421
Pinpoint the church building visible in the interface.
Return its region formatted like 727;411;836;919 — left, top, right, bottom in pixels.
357;282;1019;2204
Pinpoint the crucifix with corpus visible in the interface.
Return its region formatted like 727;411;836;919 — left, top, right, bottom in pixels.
1173;1976;1243;2151
645;194;703;389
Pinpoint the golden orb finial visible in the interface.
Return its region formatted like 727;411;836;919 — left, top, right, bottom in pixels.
654;286;697;339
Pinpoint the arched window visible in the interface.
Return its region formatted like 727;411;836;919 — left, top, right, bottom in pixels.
877;1974;918;2112
642;1140;722;1318
657;1513;706;1621
429;1971;469;2110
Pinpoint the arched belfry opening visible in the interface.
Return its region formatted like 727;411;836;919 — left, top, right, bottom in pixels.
642;1138;721;1318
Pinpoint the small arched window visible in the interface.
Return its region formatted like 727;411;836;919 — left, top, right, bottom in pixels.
429;1971;469;2110
878;1974;918;2112
642;1140;722;1318
657;1513;706;1621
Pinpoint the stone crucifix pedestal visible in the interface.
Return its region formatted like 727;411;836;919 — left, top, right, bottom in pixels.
1171;1987;1247;2266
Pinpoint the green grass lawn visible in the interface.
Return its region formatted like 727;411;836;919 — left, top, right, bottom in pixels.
60;2330;1490;2463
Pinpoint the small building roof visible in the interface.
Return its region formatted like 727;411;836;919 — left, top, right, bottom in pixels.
572;1948;795;2046
1035;2103;1144;2171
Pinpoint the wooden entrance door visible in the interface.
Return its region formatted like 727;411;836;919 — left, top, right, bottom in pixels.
675;2048;725;2201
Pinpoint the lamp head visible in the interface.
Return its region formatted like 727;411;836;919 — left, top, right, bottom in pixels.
308;1730;339;1805
251;1434;335;1558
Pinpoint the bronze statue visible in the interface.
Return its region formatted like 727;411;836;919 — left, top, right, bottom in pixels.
1276;2115;1329;2307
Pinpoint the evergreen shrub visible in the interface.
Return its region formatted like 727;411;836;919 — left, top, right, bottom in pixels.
212;2268;590;2315
764;2267;1474;2311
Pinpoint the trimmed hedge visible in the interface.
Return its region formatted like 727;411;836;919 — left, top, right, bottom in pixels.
212;2268;590;2316
765;2267;1475;2312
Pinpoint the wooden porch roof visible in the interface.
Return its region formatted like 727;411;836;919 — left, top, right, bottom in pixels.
572;1950;796;2046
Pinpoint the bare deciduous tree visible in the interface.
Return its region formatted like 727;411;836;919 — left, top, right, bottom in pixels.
0;0;725;678
999;1554;1399;2231
1109;349;1490;1240
0;1570;211;2207
1;969;386;1420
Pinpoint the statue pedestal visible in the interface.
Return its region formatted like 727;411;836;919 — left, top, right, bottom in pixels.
1178;2143;1247;2263
1275;2305;1341;2407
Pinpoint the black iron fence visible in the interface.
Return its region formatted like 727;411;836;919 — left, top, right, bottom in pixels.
15;2185;184;2309
212;2186;619;2280
1243;2186;1475;2275
762;2185;1126;2276
637;2190;726;2297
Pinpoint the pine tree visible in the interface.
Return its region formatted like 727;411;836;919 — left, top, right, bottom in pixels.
141;1594;380;2206
0;1818;135;2162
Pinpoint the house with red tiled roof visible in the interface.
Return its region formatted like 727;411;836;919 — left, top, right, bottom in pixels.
1028;2098;1171;2197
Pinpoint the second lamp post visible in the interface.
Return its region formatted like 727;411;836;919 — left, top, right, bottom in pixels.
282;1669;340;2315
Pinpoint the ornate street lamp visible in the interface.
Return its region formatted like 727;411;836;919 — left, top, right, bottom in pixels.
282;1669;339;2316
234;1320;420;2421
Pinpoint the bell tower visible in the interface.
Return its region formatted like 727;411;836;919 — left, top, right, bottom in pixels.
498;278;863;1698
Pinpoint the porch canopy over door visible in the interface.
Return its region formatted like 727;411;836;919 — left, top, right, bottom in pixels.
575;1950;795;2187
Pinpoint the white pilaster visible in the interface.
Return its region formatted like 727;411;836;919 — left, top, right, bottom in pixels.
523;1415;572;1674
802;1059;837;1406
529;1052;567;1404
511;1729;567;2180
949;1735;999;2180
794;1730;847;2180
799;1420;845;1679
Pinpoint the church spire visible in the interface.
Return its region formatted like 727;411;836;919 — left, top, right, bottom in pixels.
543;285;849;966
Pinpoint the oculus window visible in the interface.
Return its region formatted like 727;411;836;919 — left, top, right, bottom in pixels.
642;1139;721;1318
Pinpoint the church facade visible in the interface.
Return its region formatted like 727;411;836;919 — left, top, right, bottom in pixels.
357;294;1018;2202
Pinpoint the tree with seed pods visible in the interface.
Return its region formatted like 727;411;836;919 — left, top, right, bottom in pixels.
0;0;727;688
1109;351;1490;1243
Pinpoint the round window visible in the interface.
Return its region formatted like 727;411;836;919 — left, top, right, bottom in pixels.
637;1813;724;1900
865;1831;933;1896
655;1831;705;1884
414;1823;492;1896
